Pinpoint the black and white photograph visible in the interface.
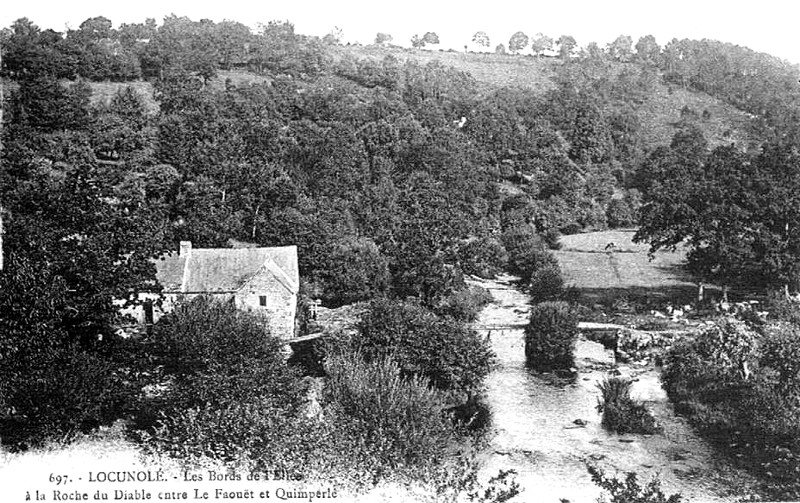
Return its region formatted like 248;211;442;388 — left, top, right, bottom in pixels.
2;1;800;501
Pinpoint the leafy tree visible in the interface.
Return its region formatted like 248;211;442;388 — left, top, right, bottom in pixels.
1;18;77;78
357;298;495;394
509;31;529;54
317;236;390;307
422;32;440;45
411;34;425;49
557;35;577;60
608;35;633;62
635;35;660;65
214;20;252;70
472;31;490;49
323;26;343;45
495;43;507;55
375;32;393;45
152;296;301;408
530;33;553;56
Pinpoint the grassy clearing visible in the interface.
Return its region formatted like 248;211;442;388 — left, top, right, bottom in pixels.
333;45;559;92
554;230;701;312
88;80;158;114
555;230;691;291
640;82;755;150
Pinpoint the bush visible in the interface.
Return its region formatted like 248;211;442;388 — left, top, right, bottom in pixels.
323;352;454;471
761;323;800;396
457;236;508;278
318;236;390;307
661;320;800;499
147;398;319;468
357;298;495;393
1;345;131;447
524;301;578;371
596;377;659;435
606;198;636;228
501;225;560;283
0;255;131;447
528;262;565;303
762;291;800;326
435;285;494;322
151;295;303;408
140;296;308;463
589;465;683;503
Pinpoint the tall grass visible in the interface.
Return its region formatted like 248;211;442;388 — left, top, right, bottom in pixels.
596;377;659;435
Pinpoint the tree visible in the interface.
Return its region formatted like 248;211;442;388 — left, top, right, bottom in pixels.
375;32;393;45
509;31;529;54
530;33;554;56
472;31;490;49
634;131;800;295
422;32;440;46
495;43;507;55
608;34;633;62
323;26;343;45
317;236;390;306
557;35;577;60
357;298;495;394
635;34;660;65
214;20;252;69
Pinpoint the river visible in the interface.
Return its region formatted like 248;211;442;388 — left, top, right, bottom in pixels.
474;275;757;503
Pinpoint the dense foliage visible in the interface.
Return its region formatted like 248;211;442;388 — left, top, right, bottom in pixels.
661;320;800;499
357;298;495;394
596;377;659;435
524;301;578;371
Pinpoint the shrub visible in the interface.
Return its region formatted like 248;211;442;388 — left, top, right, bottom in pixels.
0;255;131;447
151;295;303;408
596;377;659;435
457;237;508;278
392;254;466;308
435;285;494;322
661;321;800;499
501;225;560;283
323;352;454;470
762;291;800;326
524;301;578;371
606;198;636;228
357;298;495;394
318;236;390;307
147;398;319;468
140;296;308;463
528;262;565;303
588;465;683;503
1;344;131;447
760;323;800;396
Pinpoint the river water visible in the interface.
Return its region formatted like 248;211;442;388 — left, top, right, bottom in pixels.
474;275;756;503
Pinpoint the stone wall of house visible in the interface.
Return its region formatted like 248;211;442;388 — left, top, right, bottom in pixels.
237;270;297;339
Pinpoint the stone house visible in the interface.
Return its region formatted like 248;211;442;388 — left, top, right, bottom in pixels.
124;241;299;339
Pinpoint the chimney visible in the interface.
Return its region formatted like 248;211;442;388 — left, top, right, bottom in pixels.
179;241;192;257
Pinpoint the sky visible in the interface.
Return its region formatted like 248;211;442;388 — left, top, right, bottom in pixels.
3;0;800;65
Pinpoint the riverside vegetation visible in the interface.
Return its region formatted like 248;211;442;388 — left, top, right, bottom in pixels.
3;14;800;501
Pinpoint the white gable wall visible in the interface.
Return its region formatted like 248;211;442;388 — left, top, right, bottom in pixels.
236;267;297;339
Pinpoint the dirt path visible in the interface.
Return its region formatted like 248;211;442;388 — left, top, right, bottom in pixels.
473;275;757;503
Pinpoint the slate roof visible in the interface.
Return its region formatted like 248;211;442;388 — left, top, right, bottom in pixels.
154;245;299;294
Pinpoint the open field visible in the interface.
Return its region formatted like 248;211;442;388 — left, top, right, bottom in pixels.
555;230;699;307
332;44;560;92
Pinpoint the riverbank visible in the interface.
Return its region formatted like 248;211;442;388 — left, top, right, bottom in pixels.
472;274;758;502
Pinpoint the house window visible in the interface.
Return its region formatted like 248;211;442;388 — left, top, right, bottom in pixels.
259;295;268;307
